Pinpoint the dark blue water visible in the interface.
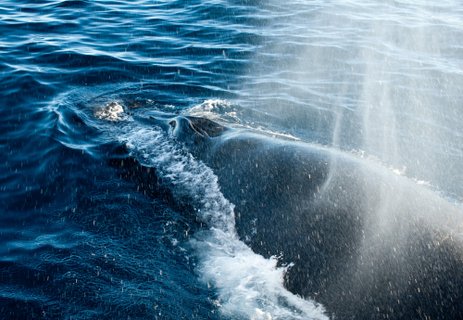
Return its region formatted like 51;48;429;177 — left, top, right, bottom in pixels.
2;1;463;319
1;1;263;319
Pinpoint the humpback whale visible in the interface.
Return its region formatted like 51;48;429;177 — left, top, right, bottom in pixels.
162;115;463;320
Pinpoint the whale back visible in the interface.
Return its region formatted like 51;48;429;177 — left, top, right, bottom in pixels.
183;120;463;320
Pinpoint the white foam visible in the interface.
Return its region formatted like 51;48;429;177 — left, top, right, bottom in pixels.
102;115;327;320
192;230;327;320
188;99;242;124
94;101;126;121
190;99;232;114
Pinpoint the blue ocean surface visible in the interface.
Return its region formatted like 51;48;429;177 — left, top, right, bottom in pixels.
1;1;463;319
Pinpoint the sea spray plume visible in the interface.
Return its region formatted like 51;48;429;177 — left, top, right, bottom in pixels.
238;1;463;317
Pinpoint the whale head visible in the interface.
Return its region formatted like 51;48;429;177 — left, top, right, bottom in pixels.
169;116;228;150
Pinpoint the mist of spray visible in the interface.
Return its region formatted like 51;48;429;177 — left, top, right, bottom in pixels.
246;0;463;198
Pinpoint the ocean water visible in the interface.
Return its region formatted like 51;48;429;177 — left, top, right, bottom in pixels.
1;1;463;319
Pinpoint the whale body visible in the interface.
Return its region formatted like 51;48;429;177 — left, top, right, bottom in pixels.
154;114;463;319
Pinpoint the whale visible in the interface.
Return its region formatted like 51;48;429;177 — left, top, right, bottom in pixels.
141;113;463;320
